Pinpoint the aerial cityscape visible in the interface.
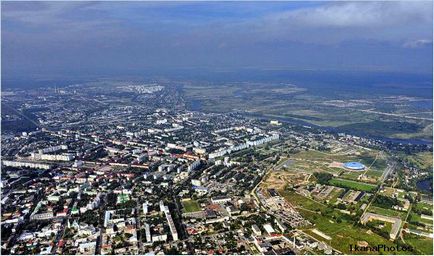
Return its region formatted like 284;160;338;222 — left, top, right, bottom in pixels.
1;1;433;255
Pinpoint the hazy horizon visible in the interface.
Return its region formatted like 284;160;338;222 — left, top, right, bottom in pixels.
2;1;433;82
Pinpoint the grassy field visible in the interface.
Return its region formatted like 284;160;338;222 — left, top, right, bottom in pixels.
405;151;433;170
409;213;433;226
182;199;201;213
358;153;387;170
364;169;383;178
284;150;386;181
379;187;407;199
182;79;432;140
279;190;326;212
329;178;377;192
340;171;362;180
326;188;345;204
338;120;431;140
404;234;433;255
279;185;414;254
293;150;357;163
368;206;408;220
393;123;433;140
298;209;409;255
413;202;433;215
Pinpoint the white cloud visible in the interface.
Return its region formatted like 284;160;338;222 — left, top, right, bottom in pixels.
403;39;433;48
252;1;433;45
269;1;432;28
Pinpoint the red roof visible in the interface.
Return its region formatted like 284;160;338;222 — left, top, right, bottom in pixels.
58;239;64;247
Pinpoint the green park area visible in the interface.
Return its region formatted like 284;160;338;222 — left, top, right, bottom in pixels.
284;149;387;182
298;208;409;255
279;190;326;212
412;201;433;215
329;178;377;192
404;234;433;255
408;213;433;226
116;194;129;204
182;199;201;213
367;205;408;220
404;151;433;170
278;174;416;254
408;202;433;227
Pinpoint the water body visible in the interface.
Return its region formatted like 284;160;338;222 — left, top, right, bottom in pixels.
416;177;433;193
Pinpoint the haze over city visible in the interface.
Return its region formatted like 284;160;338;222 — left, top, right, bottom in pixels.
2;0;433;81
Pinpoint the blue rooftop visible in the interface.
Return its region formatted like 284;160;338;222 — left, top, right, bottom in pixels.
343;162;365;170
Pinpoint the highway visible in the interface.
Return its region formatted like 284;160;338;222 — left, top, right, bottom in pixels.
361;160;396;219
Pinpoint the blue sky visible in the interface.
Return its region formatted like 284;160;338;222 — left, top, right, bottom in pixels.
2;1;433;80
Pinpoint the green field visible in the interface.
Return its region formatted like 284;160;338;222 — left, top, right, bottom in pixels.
182;199;201;213
364;170;384;178
340;171;362;180
280;186;415;254
279;190;326;212
404;234;433;255
299;209;409;255
285;149;388;185
413;202;433;215
393;123;433;141
293;150;356;163
183;81;432;140
337;120;430;141
409;213;433;226
405;151;433;170
329;178;377;192
285;150;386;180
327;188;345;204
368;206;408;220
358;153;387;170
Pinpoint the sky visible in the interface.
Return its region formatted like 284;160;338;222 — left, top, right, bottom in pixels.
1;1;433;81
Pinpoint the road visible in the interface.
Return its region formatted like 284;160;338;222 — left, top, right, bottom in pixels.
50;192;78;254
5;188;44;253
380;161;396;184
2;103;41;128
169;163;210;253
132;193;143;253
353;108;433;121
250;160;278;210
297;230;343;254
400;204;413;243
361;160;396;218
